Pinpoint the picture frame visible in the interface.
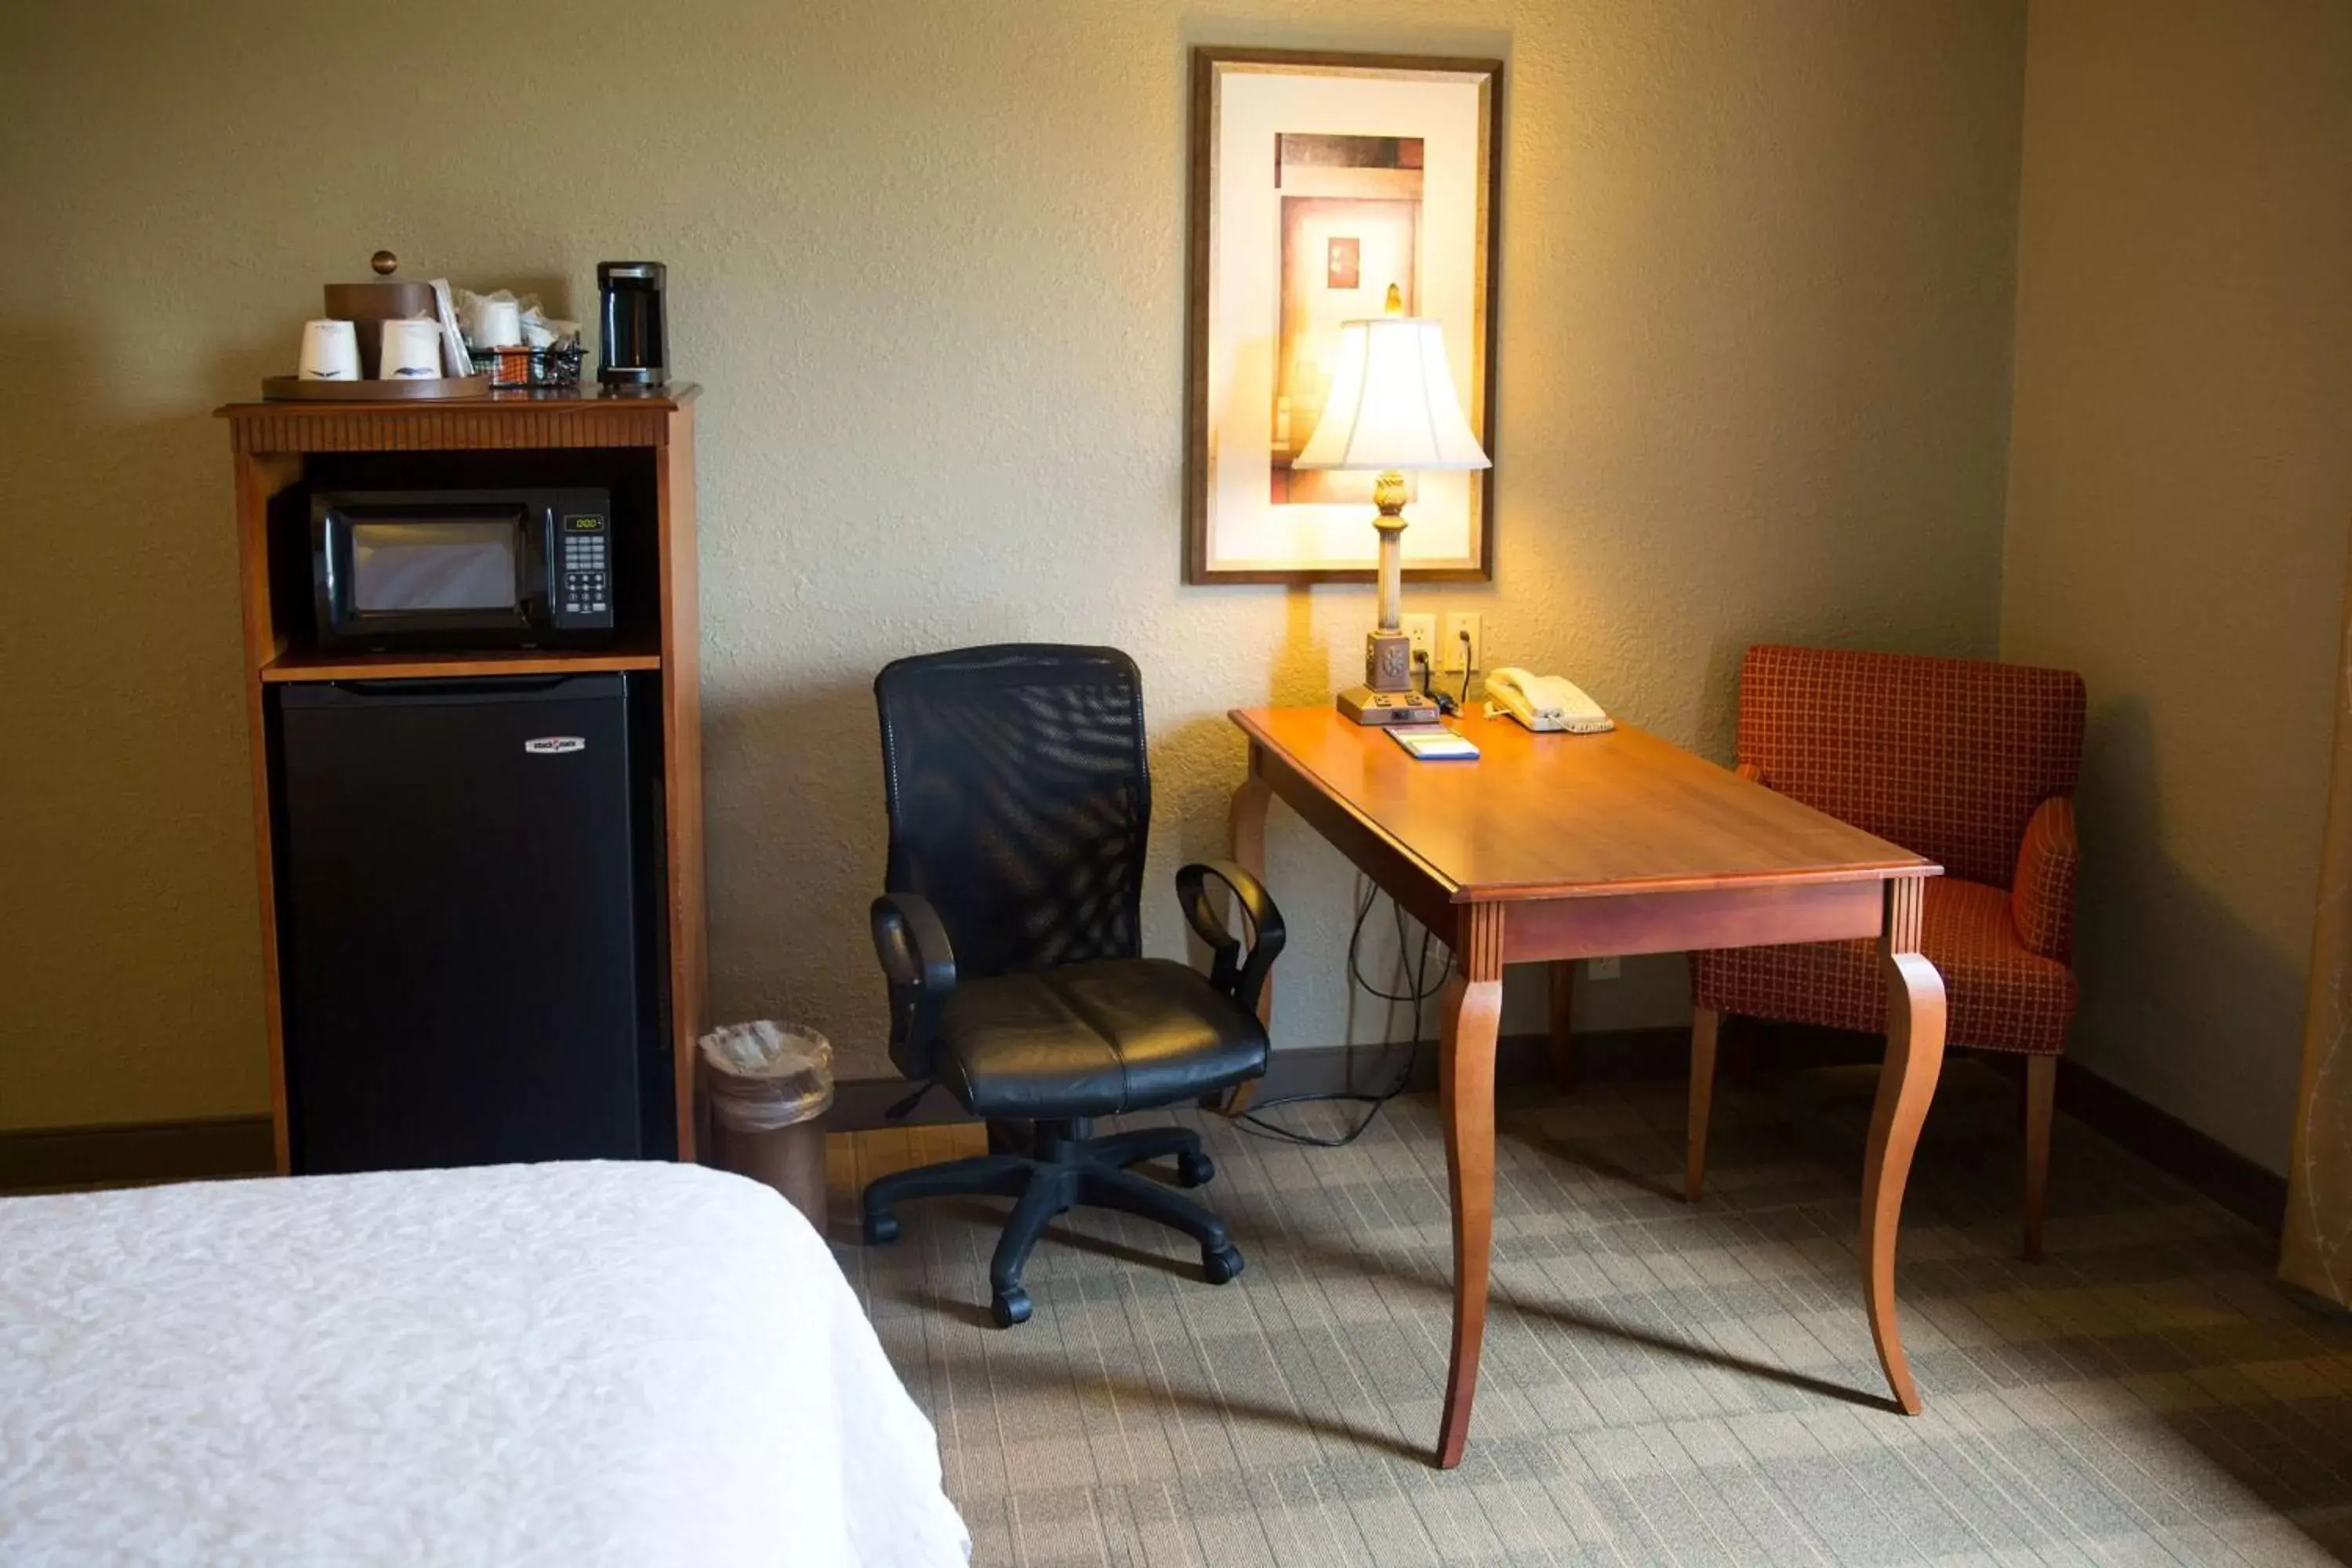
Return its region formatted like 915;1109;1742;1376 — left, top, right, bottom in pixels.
1183;47;1503;585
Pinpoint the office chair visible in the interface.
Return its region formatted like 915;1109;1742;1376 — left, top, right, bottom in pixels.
862;644;1284;1326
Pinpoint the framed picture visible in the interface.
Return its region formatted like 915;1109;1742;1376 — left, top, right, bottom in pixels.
1184;48;1503;585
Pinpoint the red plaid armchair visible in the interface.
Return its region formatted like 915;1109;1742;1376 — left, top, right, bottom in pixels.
1690;645;2085;1259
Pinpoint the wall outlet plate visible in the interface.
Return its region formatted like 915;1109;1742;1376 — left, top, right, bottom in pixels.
1401;613;1437;670
1441;611;1483;673
1585;955;1622;981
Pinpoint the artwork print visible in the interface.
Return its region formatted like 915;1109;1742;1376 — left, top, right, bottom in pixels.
1185;50;1501;583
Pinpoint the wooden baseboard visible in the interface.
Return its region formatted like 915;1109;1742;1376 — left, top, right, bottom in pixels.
0;1115;276;1194
13;1033;2279;1237
1712;1022;2287;1235
830;1078;977;1129
834;1020;2288;1235
824;1034;1552;1129
2049;1057;2286;1234
827;1022;1821;1128
1249;1025;1700;1100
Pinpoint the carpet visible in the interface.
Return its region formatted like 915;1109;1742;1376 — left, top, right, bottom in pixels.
828;1060;2352;1566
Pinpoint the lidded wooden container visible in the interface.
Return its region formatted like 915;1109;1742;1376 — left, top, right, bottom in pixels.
323;251;434;378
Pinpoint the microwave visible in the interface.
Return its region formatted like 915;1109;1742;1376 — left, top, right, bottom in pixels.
311;488;615;652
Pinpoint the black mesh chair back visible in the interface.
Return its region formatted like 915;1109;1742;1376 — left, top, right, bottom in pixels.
875;644;1150;993
865;644;1279;1323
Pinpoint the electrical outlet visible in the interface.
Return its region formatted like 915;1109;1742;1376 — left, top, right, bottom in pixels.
1585;956;1622;981
1401;613;1437;670
1440;612;1483;673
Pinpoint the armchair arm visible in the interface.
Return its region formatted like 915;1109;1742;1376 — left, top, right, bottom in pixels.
2011;796;2078;960
870;891;958;1070
1175;859;1287;1016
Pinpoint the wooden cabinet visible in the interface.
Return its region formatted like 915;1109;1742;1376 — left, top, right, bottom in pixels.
216;389;706;1168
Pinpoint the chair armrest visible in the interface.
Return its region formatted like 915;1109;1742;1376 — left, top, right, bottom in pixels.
870;892;958;1064
1175;859;1287;1016
1736;760;1766;785
2011;796;2078;960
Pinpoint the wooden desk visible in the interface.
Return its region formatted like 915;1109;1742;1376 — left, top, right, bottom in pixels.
1227;706;1944;1468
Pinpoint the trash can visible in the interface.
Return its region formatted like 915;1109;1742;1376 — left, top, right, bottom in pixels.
700;1022;833;1233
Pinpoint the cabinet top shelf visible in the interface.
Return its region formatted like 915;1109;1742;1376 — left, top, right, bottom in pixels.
260;639;664;684
217;383;699;417
217;384;700;454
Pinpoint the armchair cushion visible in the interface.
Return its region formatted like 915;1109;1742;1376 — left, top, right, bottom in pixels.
2012;796;2079;960
1693;877;2076;1054
936;958;1269;1119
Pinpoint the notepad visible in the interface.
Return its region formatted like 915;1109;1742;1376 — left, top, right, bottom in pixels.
1389;724;1480;760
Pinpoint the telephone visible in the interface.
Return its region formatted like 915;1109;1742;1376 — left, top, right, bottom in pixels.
1485;667;1614;735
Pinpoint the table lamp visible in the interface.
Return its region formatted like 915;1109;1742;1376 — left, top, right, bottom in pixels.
1293;285;1492;725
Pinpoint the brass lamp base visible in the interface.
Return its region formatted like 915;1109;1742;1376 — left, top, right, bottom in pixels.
1364;625;1414;691
1337;518;1436;724
1338;685;1440;726
1330;477;1438;724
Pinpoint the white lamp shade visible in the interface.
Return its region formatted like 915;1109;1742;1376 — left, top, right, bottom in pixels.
1293;316;1490;472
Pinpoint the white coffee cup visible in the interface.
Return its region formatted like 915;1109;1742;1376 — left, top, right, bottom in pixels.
471;297;522;349
298;319;359;380
379;318;443;379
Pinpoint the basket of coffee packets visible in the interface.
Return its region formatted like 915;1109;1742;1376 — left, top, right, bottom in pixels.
468;340;586;389
457;288;584;388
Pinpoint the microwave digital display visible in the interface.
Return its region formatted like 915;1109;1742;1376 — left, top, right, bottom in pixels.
350;520;518;612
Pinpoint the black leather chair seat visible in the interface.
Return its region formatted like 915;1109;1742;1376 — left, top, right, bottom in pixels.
938;958;1269;1119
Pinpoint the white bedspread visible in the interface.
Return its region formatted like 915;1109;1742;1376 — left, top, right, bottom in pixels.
0;1162;969;1567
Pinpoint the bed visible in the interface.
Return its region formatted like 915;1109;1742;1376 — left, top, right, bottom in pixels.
0;1161;970;1566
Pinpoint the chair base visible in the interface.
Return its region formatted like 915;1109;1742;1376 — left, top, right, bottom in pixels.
861;1119;1240;1325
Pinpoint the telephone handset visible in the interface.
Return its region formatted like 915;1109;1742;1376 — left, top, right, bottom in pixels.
1486;667;1614;735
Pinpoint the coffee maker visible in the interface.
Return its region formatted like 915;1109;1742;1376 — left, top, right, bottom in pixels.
597;262;667;387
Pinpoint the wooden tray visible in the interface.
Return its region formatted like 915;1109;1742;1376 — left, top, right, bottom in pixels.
262;374;492;401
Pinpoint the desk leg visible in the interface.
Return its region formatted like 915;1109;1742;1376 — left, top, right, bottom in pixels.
1864;876;1946;1415
1547;960;1577;1091
1436;904;1505;1468
1222;746;1275;1117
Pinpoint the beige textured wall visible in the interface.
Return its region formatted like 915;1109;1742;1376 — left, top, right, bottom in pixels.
2002;0;2352;1171
0;0;2024;1130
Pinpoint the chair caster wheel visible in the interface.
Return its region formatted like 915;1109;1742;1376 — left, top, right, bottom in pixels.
863;1210;900;1246
991;1288;1032;1327
1203;1243;1243;1285
1175;1151;1214;1188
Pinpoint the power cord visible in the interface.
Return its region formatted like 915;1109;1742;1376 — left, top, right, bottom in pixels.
1410;637;1477;716
1234;632;1475;1147
1235;878;1452;1148
1414;648;1458;716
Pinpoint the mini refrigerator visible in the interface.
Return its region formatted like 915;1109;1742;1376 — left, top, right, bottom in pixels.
274;673;666;1174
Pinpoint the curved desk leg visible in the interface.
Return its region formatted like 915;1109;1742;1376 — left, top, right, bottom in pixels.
1864;876;1947;1415
1436;904;1505;1468
1221;745;1275;1117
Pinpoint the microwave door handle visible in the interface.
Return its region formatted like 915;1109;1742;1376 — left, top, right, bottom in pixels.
524;506;553;619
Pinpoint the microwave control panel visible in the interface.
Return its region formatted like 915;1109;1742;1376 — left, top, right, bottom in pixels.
553;511;614;629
